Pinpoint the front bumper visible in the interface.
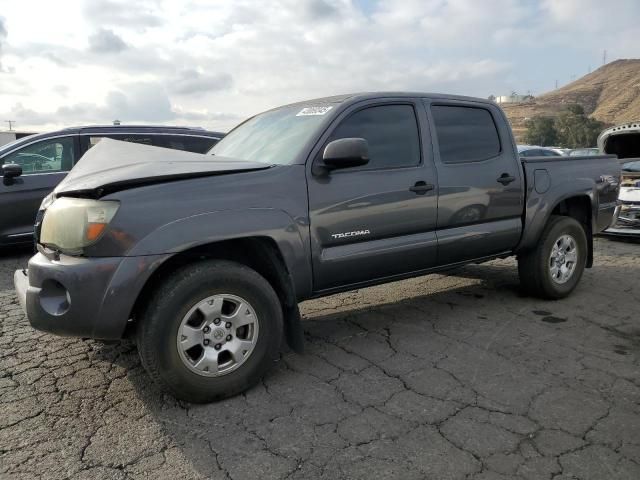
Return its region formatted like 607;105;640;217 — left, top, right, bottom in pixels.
14;251;169;339
603;203;640;236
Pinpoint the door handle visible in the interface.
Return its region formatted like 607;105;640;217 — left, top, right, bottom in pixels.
497;173;516;185
409;181;434;194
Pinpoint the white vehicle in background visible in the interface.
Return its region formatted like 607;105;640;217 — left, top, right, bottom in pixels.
599;122;640;236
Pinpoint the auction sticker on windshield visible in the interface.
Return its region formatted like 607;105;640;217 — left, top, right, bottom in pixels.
296;106;333;116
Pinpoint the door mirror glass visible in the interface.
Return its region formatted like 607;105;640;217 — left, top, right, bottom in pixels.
322;138;369;170
2;163;23;183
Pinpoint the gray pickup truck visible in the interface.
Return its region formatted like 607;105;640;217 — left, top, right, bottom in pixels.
14;93;620;403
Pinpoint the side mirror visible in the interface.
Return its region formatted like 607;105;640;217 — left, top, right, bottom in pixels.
322;138;369;171
2;163;22;183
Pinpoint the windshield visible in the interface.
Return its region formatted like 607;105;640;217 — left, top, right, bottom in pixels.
208;105;334;164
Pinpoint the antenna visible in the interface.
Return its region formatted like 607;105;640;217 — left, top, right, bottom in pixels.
4;120;15;131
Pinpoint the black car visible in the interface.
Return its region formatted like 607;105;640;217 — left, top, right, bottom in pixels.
0;125;223;246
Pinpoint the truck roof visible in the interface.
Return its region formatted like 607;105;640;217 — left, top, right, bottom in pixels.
278;91;495;109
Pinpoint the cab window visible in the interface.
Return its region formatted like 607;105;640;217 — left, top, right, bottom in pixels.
328;104;421;169
2;137;76;174
431;105;501;163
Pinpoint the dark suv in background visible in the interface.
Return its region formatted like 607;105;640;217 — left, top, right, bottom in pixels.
0;125;223;246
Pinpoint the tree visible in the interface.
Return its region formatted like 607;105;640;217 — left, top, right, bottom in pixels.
554;104;605;148
524;116;558;146
523;104;606;148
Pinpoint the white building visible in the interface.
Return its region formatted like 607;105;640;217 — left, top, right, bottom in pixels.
493;93;533;104
0;130;37;147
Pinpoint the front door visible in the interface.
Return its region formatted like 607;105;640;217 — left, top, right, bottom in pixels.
307;101;439;292
0;136;77;244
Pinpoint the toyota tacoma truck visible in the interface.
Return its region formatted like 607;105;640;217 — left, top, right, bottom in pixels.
14;93;621;403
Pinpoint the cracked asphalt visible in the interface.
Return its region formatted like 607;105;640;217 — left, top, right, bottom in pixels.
1;237;639;480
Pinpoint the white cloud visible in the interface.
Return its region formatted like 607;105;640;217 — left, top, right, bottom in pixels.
88;29;128;53
0;0;638;132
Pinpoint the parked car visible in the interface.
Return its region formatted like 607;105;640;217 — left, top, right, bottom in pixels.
569;148;600;156
517;145;564;157
598;122;640;236
547;147;571;156
14;92;620;403
0;125;223;246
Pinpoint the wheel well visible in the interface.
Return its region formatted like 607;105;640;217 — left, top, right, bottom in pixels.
550;195;593;267
127;237;299;340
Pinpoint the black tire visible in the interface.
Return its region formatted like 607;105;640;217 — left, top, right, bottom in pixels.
136;260;283;403
518;215;588;299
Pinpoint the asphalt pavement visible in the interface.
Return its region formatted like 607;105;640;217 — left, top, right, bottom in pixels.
1;237;639;479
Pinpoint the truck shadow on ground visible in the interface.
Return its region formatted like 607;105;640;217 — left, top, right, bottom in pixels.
87;261;639;479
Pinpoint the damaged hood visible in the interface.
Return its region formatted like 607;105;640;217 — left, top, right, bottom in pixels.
55;138;271;195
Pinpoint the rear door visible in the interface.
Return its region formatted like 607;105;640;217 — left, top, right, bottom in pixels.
426;100;523;264
307;99;439;292
0;135;78;244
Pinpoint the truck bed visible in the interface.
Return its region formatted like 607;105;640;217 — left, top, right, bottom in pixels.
517;154;621;251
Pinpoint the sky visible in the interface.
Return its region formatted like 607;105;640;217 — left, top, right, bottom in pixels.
0;0;639;133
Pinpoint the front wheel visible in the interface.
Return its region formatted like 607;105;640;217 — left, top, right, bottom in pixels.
136;260;283;403
518;215;588;299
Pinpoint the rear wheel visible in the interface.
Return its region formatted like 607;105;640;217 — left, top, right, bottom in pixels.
518;215;587;299
136;260;283;403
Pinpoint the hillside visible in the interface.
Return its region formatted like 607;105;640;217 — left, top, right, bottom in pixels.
501;59;640;142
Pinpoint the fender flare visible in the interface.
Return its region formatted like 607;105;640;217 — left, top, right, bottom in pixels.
517;179;596;253
126;208;313;300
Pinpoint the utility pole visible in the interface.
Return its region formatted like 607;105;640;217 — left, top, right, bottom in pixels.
555;79;558;89
602;50;607;65
4;120;15;131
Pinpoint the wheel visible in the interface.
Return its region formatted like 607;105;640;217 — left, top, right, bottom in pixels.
136;260;283;403
518;215;587;299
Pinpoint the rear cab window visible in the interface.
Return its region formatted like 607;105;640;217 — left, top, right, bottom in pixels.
431;105;501;163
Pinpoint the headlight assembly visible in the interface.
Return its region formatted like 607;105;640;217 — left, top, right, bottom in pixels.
40;197;119;254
